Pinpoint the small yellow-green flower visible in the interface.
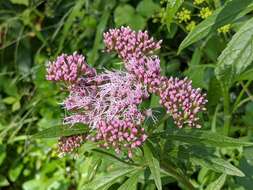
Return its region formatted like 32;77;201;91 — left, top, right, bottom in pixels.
177;8;191;23
186;21;196;32
199;7;212;19
194;0;205;5
218;24;231;34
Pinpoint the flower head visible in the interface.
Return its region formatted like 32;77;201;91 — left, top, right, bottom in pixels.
177;8;191;23
88;119;147;158
186;21;196;32
46;52;96;83
199;7;212;19
126;56;162;93
103;26;162;61
58;134;86;153
218;24;231;34
159;77;207;128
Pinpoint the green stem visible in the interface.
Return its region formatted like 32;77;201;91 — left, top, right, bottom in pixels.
223;87;231;136
161;161;195;190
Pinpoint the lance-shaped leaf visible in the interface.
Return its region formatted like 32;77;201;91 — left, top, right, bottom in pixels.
33;124;89;138
156;128;253;147
191;157;244;177
118;171;141;190
206;174;227;190
82;167;139;190
164;0;184;32
178;0;253;53
144;144;162;190
215;17;253;88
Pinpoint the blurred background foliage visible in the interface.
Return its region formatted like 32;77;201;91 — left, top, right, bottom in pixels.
1;0;253;189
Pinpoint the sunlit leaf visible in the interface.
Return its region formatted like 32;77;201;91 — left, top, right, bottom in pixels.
206;174;226;190
215;17;253;88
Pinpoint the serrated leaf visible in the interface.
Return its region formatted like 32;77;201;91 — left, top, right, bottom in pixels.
178;0;253;53
215;17;253;88
164;0;184;32
206;174;226;190
157;128;253;147
191;157;244;177
33;124;89;138
144;144;162;190
118;171;140;190
82;167;138;190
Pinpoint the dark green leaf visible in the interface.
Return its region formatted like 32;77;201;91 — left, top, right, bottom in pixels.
157;128;253;147
178;0;253;53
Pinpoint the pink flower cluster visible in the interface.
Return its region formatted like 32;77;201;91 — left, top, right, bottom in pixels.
159;77;207;128
58;135;86;153
46;26;207;157
88;119;147;158
126;56;162;93
104;26;162;61
46;52;96;83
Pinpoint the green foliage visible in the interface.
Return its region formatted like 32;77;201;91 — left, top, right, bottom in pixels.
1;0;253;189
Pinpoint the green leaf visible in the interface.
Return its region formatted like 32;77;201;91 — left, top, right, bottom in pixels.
88;10;110;65
118;171;140;190
33;124;89;138
191;157;244;177
215;17;253;88
0;145;6;166
10;0;28;6
178;0;253;53
2;97;17;104
114;5;146;30
157;128;253;147
82;167;138;190
57;0;86;54
136;0;160;18
235;68;253;81
144;144;162;190
206;174;227;190
164;0;183;32
0;175;9;187
8;162;23;182
12;101;21;112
